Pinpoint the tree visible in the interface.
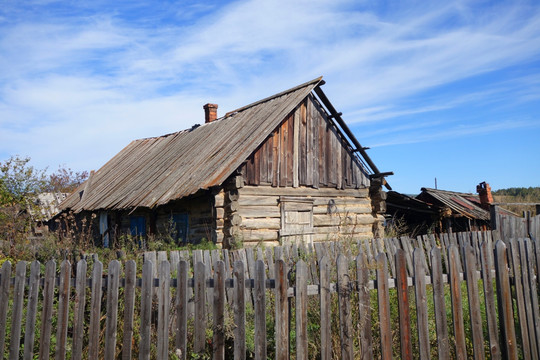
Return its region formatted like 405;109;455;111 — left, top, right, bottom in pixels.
45;166;88;193
0;155;46;206
0;155;48;242
0;156;88;242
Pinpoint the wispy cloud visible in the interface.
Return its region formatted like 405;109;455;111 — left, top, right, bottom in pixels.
369;119;540;148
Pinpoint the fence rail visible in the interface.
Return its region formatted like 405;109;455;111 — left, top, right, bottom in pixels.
0;231;539;359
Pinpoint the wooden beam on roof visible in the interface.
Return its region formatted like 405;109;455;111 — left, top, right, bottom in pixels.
313;85;393;190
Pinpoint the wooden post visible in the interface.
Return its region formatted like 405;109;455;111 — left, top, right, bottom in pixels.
175;260;188;360
395;250;412;360
494;240;518;359
430;248;450;360
464;245;485;360
122;260;136;360
10;261;27;360
479;241;501;360
39;260;56;360
213;261;226;360
337;255;353;359
376;253;392;360
194;261;207;355
448;246;467;360
295;260;308;360
104;260;121;360
233;261;246;360
253;260;266;359
414;248;430;360
72;260;88;360
490;205;499;230
23;261;40;360
275;259;289;360
55;260;71;360
157;260;170;360
139;260;153;360
319;256;332;360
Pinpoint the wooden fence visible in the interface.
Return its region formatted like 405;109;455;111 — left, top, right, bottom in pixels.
0;231;539;359
491;204;540;241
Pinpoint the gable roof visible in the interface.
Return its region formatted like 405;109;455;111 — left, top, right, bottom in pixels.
62;77;325;212
418;187;490;220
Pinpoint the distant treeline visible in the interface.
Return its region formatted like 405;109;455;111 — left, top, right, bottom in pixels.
493;187;540;201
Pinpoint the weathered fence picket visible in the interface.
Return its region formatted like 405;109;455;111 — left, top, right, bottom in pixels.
431;247;449;360
0;231;538;359
414;248;430;360
337;254;353;359
10;261;26;359
122;260;136;360
72;259;87;360
395;249;412;360
479;240;500;360
448;245;467;360
23;261;39;360
39;260;55;360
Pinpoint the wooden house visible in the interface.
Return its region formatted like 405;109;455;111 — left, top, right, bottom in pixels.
59;77;391;247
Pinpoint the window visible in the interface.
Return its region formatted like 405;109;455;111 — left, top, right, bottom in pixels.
279;197;314;243
172;213;189;243
130;216;146;237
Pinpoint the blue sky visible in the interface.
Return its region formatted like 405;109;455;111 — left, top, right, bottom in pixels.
1;0;539;194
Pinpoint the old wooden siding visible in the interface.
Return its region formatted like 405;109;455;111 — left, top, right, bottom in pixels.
241;95;370;190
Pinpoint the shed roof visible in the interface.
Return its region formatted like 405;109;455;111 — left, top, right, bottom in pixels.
62;77;326;212
418;188;490;220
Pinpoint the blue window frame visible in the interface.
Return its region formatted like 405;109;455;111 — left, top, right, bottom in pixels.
130;216;146;237
172;213;189;243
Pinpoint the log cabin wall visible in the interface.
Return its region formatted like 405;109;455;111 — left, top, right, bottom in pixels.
216;95;376;246
237;186;374;245
88;192;216;246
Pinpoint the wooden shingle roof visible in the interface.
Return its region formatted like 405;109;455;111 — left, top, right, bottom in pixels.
62;77;323;212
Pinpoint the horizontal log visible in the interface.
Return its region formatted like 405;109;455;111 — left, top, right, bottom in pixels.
216;232;224;243
237;195;370;207
238;195;279;206
225;200;239;213
223;226;240;236
240;229;280;241
216;207;224;219
237;206;280;218
313;205;371;215
226;189;239;202
215;191;225;207
313;213;375;227
225;175;244;189
230;214;242;226
311;198;371;206
241;218;281;230
244;240;280;247
240;186;369;198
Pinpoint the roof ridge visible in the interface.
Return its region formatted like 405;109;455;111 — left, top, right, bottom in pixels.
422;187;477;196
224;76;323;117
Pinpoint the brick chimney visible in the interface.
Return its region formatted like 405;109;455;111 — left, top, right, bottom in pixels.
204;103;218;123
476;181;493;210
